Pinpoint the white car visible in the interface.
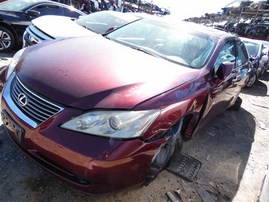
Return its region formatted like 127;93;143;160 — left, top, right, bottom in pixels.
23;10;141;47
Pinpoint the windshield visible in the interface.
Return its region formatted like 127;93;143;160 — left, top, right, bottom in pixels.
243;41;259;57
0;0;43;11
76;11;140;34
106;19;217;69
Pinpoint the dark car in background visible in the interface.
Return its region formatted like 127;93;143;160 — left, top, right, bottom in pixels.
261;40;269;71
23;10;141;47
1;18;250;193
244;18;269;41
240;37;268;87
0;0;85;53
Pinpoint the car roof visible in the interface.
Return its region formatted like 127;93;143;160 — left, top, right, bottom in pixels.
140;16;235;40
240;37;264;45
88;10;141;21
128;12;160;19
262;40;269;47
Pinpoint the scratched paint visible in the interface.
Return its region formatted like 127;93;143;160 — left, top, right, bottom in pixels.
176;81;205;100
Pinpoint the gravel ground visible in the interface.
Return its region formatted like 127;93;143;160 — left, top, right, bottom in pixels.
0;54;268;202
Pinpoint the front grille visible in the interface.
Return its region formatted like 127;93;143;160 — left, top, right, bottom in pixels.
10;76;63;126
23;31;38;46
24;25;52;47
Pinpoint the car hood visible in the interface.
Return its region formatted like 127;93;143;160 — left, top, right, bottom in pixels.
16;36;199;110
32;15;95;39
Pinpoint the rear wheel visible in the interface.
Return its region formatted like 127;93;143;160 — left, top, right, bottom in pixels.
261;66;266;75
0;26;15;53
246;73;257;88
144;122;183;185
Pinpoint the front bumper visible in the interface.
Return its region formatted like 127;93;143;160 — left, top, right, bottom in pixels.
1;74;163;194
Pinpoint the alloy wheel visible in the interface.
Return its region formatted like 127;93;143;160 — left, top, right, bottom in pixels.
0;29;12;52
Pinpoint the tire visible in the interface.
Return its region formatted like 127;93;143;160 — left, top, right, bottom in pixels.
0;26;15;53
245;74;257;88
247;30;257;38
144;122;183;185
229;96;242;111
261;66;266;75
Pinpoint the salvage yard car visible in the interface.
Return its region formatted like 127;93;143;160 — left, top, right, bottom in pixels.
23;10;142;47
240;37;268;87
0;18;251;194
0;0;85;53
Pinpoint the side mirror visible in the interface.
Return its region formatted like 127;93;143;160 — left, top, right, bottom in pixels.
249;55;257;61
262;47;268;55
216;61;234;80
25;10;40;17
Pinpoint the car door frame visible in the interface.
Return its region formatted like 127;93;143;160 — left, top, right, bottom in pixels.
196;37;249;130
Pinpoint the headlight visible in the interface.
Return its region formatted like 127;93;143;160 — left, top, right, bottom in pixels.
61;110;161;139
6;48;26;80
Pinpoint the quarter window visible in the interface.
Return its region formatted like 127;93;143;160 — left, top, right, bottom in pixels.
236;41;249;68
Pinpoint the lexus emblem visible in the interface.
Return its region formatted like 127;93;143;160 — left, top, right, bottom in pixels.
17;93;28;107
29;36;38;44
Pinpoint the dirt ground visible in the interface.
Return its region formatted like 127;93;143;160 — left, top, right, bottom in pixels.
0;54;269;202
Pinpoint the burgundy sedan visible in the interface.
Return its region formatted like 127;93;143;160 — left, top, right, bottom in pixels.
1;18;250;193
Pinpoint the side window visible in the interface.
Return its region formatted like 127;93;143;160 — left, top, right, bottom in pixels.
32;4;63;16
214;40;236;71
62;7;81;18
236;41;249;68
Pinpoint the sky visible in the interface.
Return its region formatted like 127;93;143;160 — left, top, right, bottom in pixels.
151;0;238;19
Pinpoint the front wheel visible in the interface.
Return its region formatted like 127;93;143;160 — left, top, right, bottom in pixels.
0;26;15;53
144;122;183;185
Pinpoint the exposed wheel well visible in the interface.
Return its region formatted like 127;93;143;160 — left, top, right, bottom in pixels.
144;119;183;186
180;114;193;139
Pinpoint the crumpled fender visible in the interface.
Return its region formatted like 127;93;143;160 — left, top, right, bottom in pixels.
135;80;210;141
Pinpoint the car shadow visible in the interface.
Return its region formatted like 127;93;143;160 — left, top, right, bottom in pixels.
242;78;268;97
180;107;256;201
259;70;269;82
0;51;16;59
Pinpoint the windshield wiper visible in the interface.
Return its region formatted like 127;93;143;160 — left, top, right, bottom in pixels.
132;46;164;58
132;46;189;67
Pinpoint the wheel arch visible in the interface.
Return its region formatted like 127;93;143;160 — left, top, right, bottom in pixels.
143;95;209;185
0;21;19;46
180;93;212;140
